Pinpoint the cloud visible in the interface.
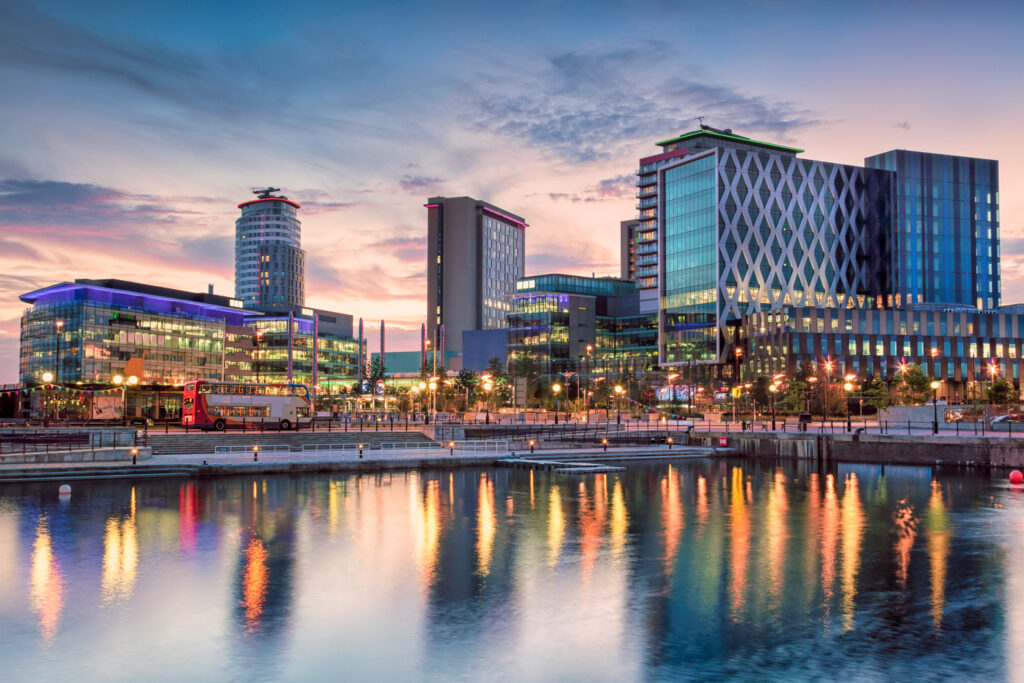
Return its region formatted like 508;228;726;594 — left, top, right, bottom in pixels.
548;173;636;203
399;175;446;195
894;121;912;129
468;42;822;162
365;235;427;263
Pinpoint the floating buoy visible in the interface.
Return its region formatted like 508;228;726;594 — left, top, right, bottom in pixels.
1010;470;1023;486
58;484;71;495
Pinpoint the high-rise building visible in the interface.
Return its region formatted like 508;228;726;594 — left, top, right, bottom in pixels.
865;150;999;310
425;196;526;353
638;125;1001;384
645;126;892;370
620;218;660;309
235;187;305;312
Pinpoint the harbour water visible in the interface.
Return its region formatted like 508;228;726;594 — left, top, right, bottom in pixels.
0;458;1018;681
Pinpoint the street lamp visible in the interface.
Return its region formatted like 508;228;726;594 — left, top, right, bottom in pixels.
428;379;438;420
769;383;778;430
930;380;940;434
822;359;834;422
666;372;680;412
113;374;139;425
254;329;264;383
843;380;854;432
585;344;593;420
552;383;562;424
483;379;493;424
614;384;624;424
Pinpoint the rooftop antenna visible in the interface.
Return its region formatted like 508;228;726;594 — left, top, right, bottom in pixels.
252;187;283;199
695;116;705;129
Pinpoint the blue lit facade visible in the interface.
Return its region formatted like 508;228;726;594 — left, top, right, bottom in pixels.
865;150;999;309
19;280;249;386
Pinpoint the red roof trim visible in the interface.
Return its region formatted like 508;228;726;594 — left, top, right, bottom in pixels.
238;197;301;210
639;147;689;166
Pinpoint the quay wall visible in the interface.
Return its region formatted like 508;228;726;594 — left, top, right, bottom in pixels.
0;446;153;465
690;431;1024;468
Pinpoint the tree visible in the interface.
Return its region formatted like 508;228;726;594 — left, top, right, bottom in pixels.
508;348;541;408
987;377;1018;405
752;376;772;411
896;364;932;405
861;376;891;411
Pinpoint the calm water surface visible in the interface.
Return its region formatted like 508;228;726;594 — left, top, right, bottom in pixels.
0;459;1019;681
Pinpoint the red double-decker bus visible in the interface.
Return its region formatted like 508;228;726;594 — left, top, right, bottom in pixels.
182;380;312;431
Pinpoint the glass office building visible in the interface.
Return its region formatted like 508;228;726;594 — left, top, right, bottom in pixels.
652;127;893;372
507;274;656;379
19;279;248;386
865;150;999;310
248;309;360;399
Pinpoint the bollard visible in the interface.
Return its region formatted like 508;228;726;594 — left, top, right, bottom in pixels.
358;443;364;459
449;441;455;455
131;447;138;465
252;444;260;462
602;438;608;452
667;436;673;450
529;440;535;454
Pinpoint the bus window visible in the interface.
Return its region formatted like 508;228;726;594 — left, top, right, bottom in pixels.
199;384;211;394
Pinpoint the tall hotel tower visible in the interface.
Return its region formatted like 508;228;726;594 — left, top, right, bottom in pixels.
235;187;306;312
425;196;526;353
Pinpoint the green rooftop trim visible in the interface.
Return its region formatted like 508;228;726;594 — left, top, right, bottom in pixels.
655;130;804;154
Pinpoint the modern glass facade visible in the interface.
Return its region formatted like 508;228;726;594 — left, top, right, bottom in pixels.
661;153;719;366
742;305;1024;399
481;215;523;329
235;192;305;311
19;281;246;386
865;150;999;309
507;275;656;380
249;314;359;397
652;129;894;369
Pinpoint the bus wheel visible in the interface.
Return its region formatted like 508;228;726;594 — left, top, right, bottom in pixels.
214;419;226;431
279;419;292;431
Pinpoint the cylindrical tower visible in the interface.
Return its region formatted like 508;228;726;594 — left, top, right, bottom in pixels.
235;188;305;311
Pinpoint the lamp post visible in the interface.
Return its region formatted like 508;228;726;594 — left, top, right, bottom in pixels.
843;381;854;432
806;376;818;417
483;379;493;424
584;344;593;422
930;380;940;434
254;329;264;383
733;347;743;421
666;372;679;415
614;384;624;425
428;379;437;421
113;374;139;425
822;359;834;423
769;383;778;430
552;383;561;424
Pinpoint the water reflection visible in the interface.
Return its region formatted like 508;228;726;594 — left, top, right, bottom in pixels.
29;516;64;645
0;460;1014;680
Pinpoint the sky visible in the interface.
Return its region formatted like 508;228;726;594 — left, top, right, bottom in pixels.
1;0;1022;383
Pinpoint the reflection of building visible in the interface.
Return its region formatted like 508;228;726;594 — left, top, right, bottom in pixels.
506;274;657;379
235;188;305;312
426;196;526;353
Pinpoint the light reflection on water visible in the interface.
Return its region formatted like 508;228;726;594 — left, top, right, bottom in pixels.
0;459;1017;681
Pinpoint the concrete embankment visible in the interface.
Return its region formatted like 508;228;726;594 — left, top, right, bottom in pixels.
690;431;1024;467
0;445;720;482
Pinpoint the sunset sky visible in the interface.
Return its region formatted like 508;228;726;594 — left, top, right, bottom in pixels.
1;0;1022;382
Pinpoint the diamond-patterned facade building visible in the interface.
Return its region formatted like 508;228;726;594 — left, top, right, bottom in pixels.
648;127;894;370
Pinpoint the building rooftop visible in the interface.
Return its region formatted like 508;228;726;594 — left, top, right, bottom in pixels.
655;129;804;155
20;279;251;318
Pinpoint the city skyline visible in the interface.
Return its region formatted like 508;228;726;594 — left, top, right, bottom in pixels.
2;0;1022;383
